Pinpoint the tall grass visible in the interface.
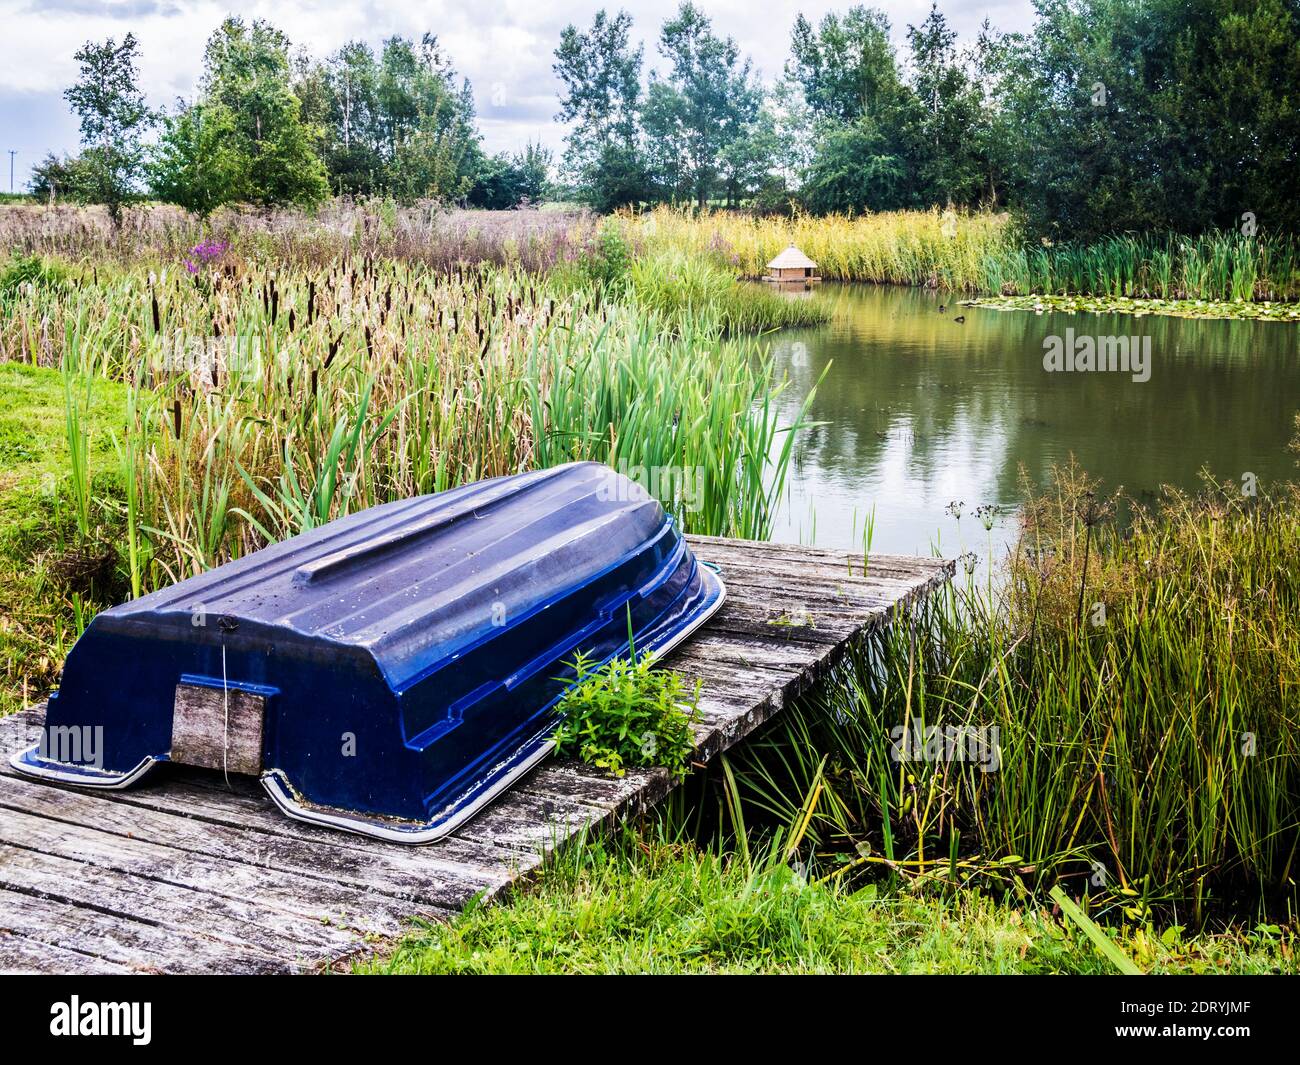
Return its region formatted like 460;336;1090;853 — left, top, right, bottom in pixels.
6;199;1293;302
728;462;1300;923
992;231;1300;302
622;208;1300;301
627;248;829;333
0;201;599;270
624;206;1013;290
7;253;814;593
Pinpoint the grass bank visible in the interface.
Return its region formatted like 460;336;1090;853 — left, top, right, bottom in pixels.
0;363;132;713
359;828;1294;974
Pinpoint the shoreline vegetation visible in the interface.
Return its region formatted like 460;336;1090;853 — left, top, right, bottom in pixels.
5;202;1299;321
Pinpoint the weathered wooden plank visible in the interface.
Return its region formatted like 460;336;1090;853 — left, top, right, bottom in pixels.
171;682;265;775
0;771;505;912
698;566;947;608
0;840;362;963
0;716;526;895
451;788;611;857
518;760;667;809
0;933;137;975
689;534;951;576
0;807;406;938
0;888;291;974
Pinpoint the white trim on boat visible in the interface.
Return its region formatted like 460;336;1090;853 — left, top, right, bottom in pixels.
8;747;157;790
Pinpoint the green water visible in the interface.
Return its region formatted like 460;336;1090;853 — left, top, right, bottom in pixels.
767;284;1300;558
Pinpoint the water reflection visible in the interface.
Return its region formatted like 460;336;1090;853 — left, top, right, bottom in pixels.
768;284;1300;559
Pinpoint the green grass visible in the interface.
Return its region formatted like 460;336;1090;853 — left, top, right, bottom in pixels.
627;248;831;333
358;829;1296;974
629;209;1300;305
0;363;133;713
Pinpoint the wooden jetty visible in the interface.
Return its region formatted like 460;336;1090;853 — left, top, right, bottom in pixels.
0;536;951;974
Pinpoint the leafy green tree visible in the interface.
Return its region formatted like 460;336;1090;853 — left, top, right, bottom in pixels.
787;5;909;124
648;3;759;207
381;36;482;203
292;34;480;201
148;101;247;217
1004;0;1300;238
468;142;553;209
200;18;328;208
719;102;782;207
967;19;1023;208
905;3;985;206
1147;0;1300;234
801;117;905;213
28;153;94;204
784;7;917;211
295;43;385;195
554;9;648;208
63;34;153;224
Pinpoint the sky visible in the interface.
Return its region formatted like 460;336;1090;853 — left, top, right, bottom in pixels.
0;0;1035;192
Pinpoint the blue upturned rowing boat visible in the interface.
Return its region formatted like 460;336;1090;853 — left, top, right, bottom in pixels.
11;463;725;843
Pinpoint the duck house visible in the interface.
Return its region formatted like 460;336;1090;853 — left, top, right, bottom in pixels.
766;244;821;285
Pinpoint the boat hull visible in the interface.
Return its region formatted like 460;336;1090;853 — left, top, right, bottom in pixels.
11;463;725;842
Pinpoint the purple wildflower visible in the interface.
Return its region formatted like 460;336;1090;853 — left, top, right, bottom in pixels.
183;240;228;274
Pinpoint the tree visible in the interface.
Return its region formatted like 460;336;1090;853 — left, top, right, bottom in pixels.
905;3;986;206
294;43;385;195
379;35;482;203
719;102;782;207
64;34;153;224
788;6;908;124
967;20;1022;208
28;153;94;204
148;101;248;217
649;2;759;207
199;18;328;208
784;7;917;210
1146;0;1300;234
800;117;905;213
468;143;552;209
554;9;647;208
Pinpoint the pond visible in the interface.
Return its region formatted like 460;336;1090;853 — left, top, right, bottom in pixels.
765;284;1300;560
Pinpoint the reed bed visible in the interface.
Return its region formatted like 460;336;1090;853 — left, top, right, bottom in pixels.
728;462;1300;922
622;208;1300;302
6;200;1295;302
12;252;812;597
623;206;1013;290
627;248;829;333
990;231;1300;302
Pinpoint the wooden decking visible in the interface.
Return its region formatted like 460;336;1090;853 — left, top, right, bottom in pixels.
0;536;951;974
